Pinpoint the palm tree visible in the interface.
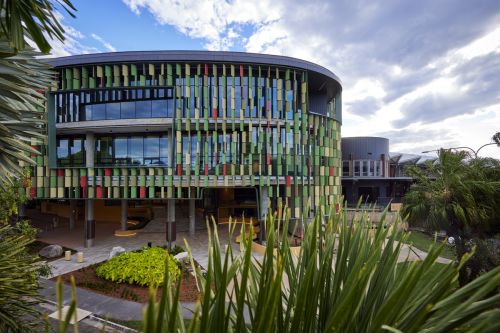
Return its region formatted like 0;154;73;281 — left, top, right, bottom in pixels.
493;131;500;146
0;0;75;183
401;149;500;284
402;149;499;236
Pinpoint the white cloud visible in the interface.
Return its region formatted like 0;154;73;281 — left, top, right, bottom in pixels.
38;11;100;57
119;0;500;156
90;33;117;52
122;0;282;50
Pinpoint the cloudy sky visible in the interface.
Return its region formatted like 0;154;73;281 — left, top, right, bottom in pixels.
53;0;500;158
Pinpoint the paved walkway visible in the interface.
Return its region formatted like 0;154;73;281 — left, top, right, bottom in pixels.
45;219;237;278
40;278;144;321
40;278;197;323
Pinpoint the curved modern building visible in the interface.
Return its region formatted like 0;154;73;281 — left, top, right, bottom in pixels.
27;51;342;247
341;136;437;208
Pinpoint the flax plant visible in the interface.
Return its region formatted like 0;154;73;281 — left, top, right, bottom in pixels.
57;205;500;332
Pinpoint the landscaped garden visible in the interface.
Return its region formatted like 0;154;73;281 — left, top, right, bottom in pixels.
395;230;456;260
56;246;201;303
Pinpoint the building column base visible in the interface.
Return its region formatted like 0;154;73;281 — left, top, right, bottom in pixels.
85;199;95;248
167;199;176;249
120;199;127;231
189;199;195;236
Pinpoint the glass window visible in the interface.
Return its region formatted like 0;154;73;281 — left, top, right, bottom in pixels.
84;105;92;121
106;102;120;119
343;161;350;176
191;136;198;171
115;137;128;165
152;100;168;118
144;136;160;165
70;138;85;165
362;161;369;176
129;137;144;165
354;160;360;176
92;104;106;120
167;99;174;117
120;101;135;119
136;100;152;118
159;136;169;166
287;91;294;120
56;139;69;166
96;136;113;165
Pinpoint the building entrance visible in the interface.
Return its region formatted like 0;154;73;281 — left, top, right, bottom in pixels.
202;188;258;223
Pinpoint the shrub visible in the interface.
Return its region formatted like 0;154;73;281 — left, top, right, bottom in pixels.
0;225;43;332
96;247;180;286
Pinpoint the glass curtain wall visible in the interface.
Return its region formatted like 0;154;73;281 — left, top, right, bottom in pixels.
56;137;86;166
95;135;169;166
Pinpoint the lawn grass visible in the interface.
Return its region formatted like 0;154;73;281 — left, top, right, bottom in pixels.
397;230;456;260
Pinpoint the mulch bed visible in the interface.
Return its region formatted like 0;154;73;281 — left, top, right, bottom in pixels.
54;264;201;303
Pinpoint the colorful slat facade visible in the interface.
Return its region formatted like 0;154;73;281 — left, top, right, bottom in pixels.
28;56;342;219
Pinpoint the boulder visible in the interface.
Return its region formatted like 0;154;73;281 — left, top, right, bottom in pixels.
109;246;126;259
174;251;189;263
39;245;63;258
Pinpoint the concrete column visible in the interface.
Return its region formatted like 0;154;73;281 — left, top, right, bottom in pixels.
120;199;128;231
84;199;95;248
85;132;95;168
84;132;95;247
260;187;268;241
167;199;176;249
189;199;195;236
69;200;76;230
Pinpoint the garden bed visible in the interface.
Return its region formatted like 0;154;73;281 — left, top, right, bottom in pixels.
55;263;200;303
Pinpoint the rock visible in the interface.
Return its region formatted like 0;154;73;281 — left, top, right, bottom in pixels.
39;245;63;258
109;246;126;259
174;251;189;263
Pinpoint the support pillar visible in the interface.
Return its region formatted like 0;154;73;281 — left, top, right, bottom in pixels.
84;132;95;247
84;199;95;248
189;199;195;236
260;187;268;242
69;200;76;230
167;199;176;249
120;199;128;231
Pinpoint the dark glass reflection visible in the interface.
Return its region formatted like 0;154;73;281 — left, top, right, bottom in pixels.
114;137;128;165
144;136;159;165
56;137;86;166
128;137;144;165
94;135;169;166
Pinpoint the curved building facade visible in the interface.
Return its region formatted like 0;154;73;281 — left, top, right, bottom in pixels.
27;51;342;246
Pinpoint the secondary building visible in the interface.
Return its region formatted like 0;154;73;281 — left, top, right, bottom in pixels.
26;51;343;247
341;136;437;208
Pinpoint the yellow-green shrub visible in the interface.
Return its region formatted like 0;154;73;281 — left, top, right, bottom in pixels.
96;247;180;286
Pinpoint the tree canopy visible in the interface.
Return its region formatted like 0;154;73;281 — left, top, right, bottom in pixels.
401;149;500;236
